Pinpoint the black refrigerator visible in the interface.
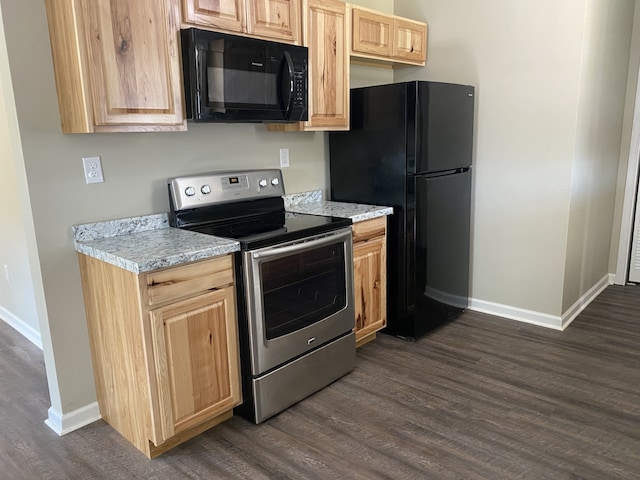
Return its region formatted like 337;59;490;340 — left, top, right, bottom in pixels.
329;81;474;339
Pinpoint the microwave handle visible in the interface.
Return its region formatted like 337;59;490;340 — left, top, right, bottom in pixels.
281;51;295;119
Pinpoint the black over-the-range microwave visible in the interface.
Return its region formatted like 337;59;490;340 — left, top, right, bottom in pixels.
181;28;308;123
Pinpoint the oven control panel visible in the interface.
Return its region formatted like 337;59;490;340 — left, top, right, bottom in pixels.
169;169;285;210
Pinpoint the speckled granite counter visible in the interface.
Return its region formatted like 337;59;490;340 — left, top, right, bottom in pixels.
72;213;239;274
284;191;393;222
73;192;391;274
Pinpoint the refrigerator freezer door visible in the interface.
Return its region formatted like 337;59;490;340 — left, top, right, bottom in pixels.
413;82;475;174
329;83;409;207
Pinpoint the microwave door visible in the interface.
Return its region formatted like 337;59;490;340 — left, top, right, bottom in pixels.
203;44;282;119
278;52;295;120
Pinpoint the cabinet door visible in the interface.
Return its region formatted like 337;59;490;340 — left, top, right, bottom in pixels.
303;0;349;130
392;18;427;64
149;287;241;445
247;0;301;44
82;0;185;129
351;7;392;58
353;236;387;346
182;0;246;32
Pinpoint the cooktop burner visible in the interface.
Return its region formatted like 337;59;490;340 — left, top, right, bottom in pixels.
168;169;352;249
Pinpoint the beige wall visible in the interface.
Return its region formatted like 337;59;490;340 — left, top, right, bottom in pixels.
562;0;635;312
0;3;43;345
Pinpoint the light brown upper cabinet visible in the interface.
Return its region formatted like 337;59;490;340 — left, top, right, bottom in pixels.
267;0;349;132
351;5;427;66
182;0;302;45
45;0;186;133
303;0;350;130
182;0;246;32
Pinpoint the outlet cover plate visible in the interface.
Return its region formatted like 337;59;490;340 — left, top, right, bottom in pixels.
279;148;290;168
82;156;104;184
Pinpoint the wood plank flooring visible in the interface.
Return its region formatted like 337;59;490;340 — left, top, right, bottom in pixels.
1;285;640;479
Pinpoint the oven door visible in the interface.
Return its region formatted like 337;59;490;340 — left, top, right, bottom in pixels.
242;227;354;375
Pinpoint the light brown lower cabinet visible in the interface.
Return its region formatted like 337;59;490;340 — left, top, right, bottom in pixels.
78;253;241;458
352;217;387;347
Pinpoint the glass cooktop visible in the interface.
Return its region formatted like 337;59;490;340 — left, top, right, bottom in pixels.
188;211;352;250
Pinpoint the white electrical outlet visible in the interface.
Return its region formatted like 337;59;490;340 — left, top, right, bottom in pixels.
82;156;104;184
3;265;9;283
279;148;290;168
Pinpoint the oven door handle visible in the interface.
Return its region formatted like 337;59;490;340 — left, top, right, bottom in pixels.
251;228;352;259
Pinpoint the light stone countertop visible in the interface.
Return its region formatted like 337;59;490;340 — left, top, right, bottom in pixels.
283;191;393;222
73;192;392;274
72;214;239;274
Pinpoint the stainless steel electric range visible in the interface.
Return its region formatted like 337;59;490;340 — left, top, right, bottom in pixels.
168;169;356;423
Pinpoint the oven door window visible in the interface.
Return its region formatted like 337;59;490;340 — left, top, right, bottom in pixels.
260;242;347;339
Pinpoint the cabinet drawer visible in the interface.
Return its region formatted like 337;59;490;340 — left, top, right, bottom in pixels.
145;255;234;307
352;217;387;244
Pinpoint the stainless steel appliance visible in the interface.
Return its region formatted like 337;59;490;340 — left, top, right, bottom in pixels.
329;81;474;339
168;169;355;423
181;28;308;123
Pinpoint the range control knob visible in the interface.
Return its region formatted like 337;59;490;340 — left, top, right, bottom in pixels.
185;186;196;197
259;179;268;188
271;178;280;186
201;184;211;194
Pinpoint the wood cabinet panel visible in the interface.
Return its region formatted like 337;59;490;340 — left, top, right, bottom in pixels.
352;216;387;244
78;254;154;455
265;0;347;131
247;0;301;44
352;217;387;348
353;236;386;346
183;0;301;44
150;287;241;443
182;0;246;32
350;5;427;67
303;0;349;130
393;18;427;64
79;254;240;458
351;7;392;58
45;0;186;132
145;255;234;307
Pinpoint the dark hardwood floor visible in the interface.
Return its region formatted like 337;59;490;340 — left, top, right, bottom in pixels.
2;285;640;479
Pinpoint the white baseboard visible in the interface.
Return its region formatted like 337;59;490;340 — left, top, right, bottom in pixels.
469;273;613;331
560;273;612;330
44;402;101;436
0;306;42;349
469;298;564;330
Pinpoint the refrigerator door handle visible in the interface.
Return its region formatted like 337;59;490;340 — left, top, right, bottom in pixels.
410;166;471;178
